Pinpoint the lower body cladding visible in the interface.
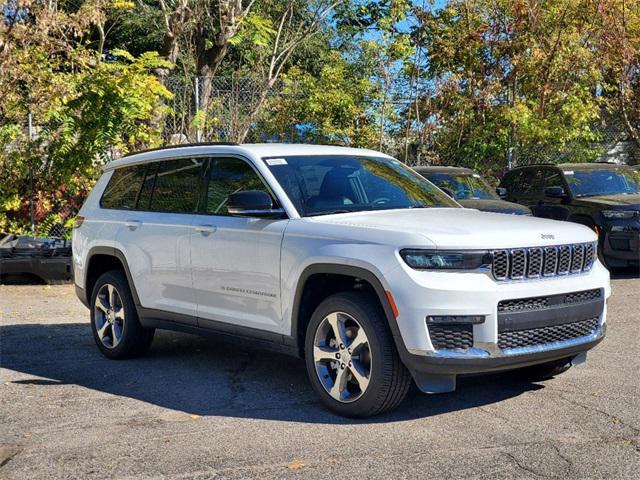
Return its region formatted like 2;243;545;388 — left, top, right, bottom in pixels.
386;262;610;393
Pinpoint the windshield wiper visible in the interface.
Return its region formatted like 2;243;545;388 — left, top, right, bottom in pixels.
307;209;354;217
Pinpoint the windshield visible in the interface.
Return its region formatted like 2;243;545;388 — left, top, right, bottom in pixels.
263;155;458;216
564;168;640;197
424;172;496;200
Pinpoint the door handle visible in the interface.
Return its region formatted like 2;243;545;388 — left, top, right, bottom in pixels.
194;224;217;235
125;220;142;230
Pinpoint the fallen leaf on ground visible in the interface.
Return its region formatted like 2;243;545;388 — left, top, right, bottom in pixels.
287;460;305;470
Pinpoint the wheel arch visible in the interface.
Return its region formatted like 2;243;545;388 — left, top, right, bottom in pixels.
290;264;404;358
84;247;141;308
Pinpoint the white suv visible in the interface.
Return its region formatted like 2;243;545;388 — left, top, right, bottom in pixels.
73;143;610;417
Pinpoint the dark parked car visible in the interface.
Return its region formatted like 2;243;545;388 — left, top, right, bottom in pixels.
499;163;640;269
0;234;72;284
414;166;531;215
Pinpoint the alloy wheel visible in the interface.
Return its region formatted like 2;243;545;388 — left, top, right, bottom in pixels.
312;311;371;403
94;284;125;349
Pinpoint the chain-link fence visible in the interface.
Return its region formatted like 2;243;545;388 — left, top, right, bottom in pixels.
25;75;638;239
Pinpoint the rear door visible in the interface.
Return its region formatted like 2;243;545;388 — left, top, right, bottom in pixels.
190;156;288;334
114;157;205;322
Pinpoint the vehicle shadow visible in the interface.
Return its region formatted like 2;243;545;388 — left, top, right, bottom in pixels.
0;322;545;424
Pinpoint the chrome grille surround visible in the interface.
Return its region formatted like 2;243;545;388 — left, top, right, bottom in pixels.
491;242;597;281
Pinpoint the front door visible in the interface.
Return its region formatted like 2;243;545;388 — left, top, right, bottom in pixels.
191;156;288;334
534;168;572;220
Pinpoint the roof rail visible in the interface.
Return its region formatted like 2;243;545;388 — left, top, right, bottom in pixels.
509;163;556;169
121;142;240;158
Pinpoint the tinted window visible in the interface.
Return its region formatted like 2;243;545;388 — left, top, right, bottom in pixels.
500;170;522;192
564;167;640;197
136;162;158;210
264;155;457;216
204;158;268;215
544;169;565;189
101;165;146;210
425;172;496;200
519;168;545;195
147;158;204;213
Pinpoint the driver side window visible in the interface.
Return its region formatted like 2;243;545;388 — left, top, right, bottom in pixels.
203;157;270;215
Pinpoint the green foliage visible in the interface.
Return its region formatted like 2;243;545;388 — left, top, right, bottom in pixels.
417;0;607;170
262;51;379;146
0;5;172;234
1;0;638;235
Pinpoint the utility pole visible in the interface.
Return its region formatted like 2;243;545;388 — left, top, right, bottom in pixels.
28;99;35;234
195;77;202;143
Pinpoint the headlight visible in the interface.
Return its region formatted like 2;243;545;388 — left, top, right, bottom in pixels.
602;210;637;219
400;249;491;270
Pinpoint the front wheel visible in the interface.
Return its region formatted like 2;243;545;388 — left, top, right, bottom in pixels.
304;292;411;417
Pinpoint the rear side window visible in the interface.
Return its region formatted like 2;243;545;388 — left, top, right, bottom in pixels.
147;158;204;213
519;168;545;194
500;170;521;191
101;165;147;210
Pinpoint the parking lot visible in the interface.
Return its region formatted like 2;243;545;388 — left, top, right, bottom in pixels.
0;273;638;479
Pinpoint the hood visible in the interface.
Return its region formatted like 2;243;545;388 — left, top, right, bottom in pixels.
312;208;596;249
574;193;640;209
457;198;531;215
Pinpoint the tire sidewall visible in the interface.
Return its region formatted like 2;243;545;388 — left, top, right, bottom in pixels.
304;292;396;417
90;270;143;359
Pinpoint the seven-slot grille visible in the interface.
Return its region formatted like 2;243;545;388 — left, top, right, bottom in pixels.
492;242;596;281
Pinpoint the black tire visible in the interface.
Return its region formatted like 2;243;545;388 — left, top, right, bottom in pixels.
304;291;411;418
90;270;154;359
520;357;573;381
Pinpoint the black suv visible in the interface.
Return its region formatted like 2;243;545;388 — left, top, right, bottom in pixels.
414;166;530;215
500;163;640;268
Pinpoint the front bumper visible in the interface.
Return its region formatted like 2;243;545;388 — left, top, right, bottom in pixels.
403;326;604;393
382;259;610;392
602;229;640;267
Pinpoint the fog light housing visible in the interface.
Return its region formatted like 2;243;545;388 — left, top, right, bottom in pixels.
426;315;485;325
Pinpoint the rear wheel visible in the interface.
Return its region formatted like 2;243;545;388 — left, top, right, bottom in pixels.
304;292;411;418
90;270;154;359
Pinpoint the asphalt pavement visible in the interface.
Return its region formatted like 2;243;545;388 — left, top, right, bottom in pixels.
1;272;638;479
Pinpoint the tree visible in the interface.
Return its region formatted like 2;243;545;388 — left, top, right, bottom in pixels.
261;50;379;145
596;0;640;148
0;1;171;234
412;0;603;171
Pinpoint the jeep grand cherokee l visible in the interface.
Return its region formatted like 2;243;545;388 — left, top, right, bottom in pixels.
500;163;640;269
414;166;530;215
73;144;610;417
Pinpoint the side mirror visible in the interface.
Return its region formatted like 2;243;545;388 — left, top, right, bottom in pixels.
545;186;568;198
227;190;285;218
496;187;507;198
